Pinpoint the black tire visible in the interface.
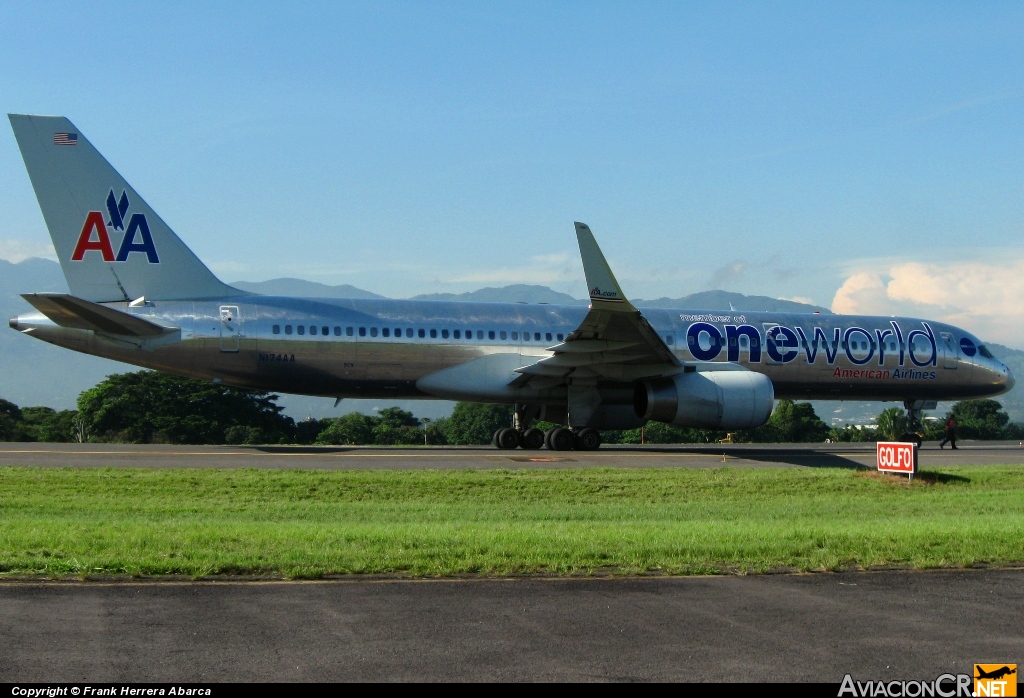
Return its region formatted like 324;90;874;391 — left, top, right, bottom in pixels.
492;429;502;448
521;428;545;450
575;428;601;451
497;427;521;450
550;427;576;451
544;427;559;450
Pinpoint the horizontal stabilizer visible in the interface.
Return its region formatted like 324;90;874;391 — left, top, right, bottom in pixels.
21;293;176;337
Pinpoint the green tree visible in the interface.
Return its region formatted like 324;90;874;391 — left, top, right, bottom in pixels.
77;371;294;444
294;417;333;445
424;417;449;445
367;407;420;445
737;400;830;443
316;412;378;445
443;403;513;445
0;397;22;441
874;407;908;441
948;399;1010;439
17;406;55;441
618;422;718;444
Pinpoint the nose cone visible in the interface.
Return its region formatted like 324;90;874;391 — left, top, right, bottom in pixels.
1002;362;1016;393
9;315;19;330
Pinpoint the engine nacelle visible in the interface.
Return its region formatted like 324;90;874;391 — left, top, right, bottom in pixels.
634;370;774;430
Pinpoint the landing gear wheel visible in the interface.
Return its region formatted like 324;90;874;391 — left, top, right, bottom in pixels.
496;427;521;450
550;427;576;451
575;428;601;451
521;428;545;450
492;429;502;448
544;427;559;450
900;433;923;449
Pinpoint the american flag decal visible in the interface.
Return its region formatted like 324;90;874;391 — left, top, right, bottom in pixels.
53;132;77;146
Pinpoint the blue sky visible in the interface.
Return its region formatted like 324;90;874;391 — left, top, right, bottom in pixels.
3;2;1024;344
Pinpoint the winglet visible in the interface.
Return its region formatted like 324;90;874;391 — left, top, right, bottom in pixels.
574;222;635;312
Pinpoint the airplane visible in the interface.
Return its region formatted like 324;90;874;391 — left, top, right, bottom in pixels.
975;666;1017;681
6;114;1015;450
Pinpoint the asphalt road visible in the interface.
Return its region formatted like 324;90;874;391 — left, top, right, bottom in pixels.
1;440;1022;469
1;570;1021;682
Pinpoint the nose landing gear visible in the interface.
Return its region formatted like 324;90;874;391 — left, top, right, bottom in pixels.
900;399;936;448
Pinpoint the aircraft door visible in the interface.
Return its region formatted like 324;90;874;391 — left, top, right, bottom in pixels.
939;332;958;369
219;305;241;352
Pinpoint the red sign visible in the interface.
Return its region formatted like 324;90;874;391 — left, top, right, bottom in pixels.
876;441;918;475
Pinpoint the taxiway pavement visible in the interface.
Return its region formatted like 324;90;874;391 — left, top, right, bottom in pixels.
0;440;1022;469
1;570;1021;682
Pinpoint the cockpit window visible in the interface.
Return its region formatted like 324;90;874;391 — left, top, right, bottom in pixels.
978;345;994;359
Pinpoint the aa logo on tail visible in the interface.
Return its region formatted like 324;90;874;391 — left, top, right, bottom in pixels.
71;189;159;263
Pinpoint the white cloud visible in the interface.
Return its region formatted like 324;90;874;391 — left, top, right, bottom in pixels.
831;258;1024;349
0;239;56;263
781;295;817;306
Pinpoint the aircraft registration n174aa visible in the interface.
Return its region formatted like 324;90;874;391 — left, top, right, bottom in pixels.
7;114;1015;451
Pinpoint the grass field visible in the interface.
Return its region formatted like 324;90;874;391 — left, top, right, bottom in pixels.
1;466;1023;578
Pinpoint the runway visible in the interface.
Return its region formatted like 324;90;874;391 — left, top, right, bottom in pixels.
1;569;1021;682
1;440;1022;469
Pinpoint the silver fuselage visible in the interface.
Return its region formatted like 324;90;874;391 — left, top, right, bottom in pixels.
10;296;1014;405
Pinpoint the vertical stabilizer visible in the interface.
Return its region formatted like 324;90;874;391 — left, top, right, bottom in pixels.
9;114;244;302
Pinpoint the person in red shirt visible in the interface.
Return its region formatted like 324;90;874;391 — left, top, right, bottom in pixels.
939;416;957;449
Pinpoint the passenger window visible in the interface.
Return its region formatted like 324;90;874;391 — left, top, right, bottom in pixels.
477;330;484;340
534;332;541;341
511;331;518;340
500;331;507;340
346;327;354;336
442;329;449;339
545;332;552;342
382;328;390;337
557;333;564;341
323;326;329;336
310;326;317;336
297;325;305;336
406;328;413;338
418;328;425;338
359;327;366;337
394;328;401;337
666;335;674;345
334;326;341;336
285;325;293;335
454;329;461;339
272;325;280;335
370;327;378;337
488;331;495;340
430;329;437;338
523;332;529;341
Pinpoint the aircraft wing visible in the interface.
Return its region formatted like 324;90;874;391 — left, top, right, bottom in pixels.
21;293;177;337
513;223;681;388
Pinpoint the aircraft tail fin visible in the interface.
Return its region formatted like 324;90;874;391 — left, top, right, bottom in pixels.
8;114;245;302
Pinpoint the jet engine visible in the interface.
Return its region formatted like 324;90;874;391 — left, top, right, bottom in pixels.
634;370;774;430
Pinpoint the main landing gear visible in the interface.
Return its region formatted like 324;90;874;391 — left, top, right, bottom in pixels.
492;426;602;451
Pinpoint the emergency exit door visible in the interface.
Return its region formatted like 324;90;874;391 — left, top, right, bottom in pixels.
219;305;241;352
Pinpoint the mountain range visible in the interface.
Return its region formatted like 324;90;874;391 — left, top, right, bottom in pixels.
232;278;834;313
3;257;1021;424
